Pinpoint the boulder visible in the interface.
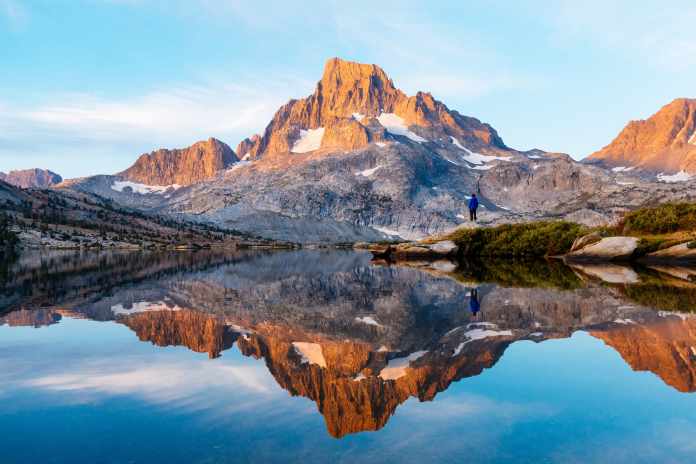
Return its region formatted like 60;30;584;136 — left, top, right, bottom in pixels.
391;245;433;260
645;242;696;263
570;232;602;252
564;236;639;262
427;240;458;255
569;263;640;284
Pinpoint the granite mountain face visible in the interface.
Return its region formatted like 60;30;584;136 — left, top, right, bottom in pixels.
57;59;696;242
588;98;696;176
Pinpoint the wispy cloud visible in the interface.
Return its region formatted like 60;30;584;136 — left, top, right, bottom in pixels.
544;0;696;71
0;75;311;175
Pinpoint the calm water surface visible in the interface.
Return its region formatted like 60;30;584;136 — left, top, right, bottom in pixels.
1;250;696;463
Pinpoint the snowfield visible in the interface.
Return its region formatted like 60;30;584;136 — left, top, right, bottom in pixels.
111;300;183;316
292;342;327;368
355;165;383;177
355;316;382;327
377;113;427;142
111;180;181;195
379;351;428;380
291;127;325;153
449;136;511;166
611;166;635;173
658;171;692;183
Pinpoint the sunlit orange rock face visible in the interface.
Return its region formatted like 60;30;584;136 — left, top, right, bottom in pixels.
120;310;237;359
0;308;62;328
119;137;238;186
588;98;696;173
237;331;510;438
240;57;506;160
591;317;696;392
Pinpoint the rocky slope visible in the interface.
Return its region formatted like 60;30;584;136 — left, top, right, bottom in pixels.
0;168;62;188
0;178;261;253
60;59;696;242
118;137;238;186
587;98;696;175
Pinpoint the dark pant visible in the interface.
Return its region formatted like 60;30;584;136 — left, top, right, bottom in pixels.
469;208;477;221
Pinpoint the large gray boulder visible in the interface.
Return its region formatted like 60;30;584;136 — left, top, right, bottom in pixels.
565;236;639;262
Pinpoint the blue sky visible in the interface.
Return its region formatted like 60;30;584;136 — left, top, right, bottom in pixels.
2;0;695;178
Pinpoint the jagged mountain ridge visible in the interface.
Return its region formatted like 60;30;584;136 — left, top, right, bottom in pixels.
587;98;696;175
237;57;506;160
60;58;696;242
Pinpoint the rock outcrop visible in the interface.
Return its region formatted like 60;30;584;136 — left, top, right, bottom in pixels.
0;168;62;189
118;137;238;186
564;236;639;262
588;98;696;174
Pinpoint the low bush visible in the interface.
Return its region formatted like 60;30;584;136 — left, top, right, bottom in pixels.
447;221;586;258
620;203;696;234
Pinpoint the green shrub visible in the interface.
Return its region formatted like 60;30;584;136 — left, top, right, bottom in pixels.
447;221;586;258
621;203;696;234
454;258;583;290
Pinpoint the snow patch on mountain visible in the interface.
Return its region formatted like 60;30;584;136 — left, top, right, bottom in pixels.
227;160;251;172
658;171;692;183
111;300;183;315
291;127;325;153
373;226;402;238
352;112;365;121
379;350;428;380
612;166;635;173
355;165;383;177
292;342;327;368
689;131;696;145
449;136;511;166
111;180;181;195
377;113;427;143
355;316;382;327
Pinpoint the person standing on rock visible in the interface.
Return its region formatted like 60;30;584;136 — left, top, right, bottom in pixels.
469;288;480;317
468;193;479;221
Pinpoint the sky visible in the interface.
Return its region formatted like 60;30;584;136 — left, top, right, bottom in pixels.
1;0;695;179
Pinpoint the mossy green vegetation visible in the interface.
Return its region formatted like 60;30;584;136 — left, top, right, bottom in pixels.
453;258;583;290
446;221;586;258
620;282;696;314
619;203;696;235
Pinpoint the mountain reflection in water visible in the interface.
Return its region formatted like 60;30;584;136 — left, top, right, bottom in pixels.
2;249;696;440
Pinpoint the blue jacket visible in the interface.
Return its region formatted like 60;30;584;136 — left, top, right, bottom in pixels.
469;296;480;314
468;196;479;210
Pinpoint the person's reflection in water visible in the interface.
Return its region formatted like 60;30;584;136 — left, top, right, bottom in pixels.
469;288;480;318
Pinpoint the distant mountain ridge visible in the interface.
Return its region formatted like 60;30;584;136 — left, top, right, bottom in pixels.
0;168;62;189
588;98;696;174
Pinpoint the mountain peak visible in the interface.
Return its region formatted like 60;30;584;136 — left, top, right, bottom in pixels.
119;138;238;186
238;57;506;160
0;168;63;189
318;58;400;118
588;97;696;173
